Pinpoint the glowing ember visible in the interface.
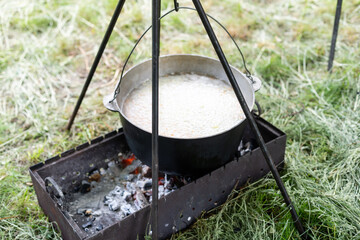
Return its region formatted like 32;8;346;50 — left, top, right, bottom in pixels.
121;154;136;168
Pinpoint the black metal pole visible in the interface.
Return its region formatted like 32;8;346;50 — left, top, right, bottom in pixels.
192;0;308;239
151;0;161;239
66;0;126;131
328;0;342;72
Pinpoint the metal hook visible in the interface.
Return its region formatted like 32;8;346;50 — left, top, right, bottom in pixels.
174;0;179;12
246;72;255;84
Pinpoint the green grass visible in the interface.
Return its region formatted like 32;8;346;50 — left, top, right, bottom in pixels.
1;0;359;239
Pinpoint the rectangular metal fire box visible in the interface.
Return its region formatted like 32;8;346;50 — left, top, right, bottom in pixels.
29;116;286;240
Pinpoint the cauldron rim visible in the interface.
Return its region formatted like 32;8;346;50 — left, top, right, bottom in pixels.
108;54;258;140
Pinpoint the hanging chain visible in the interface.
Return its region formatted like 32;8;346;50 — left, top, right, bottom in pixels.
110;6;254;103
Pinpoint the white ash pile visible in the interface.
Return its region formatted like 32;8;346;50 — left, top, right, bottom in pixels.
68;152;192;234
102;153;177;214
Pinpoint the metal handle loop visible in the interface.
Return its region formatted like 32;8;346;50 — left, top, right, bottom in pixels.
254;100;262;116
110;6;254;103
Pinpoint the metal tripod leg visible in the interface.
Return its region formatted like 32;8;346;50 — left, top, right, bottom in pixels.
191;0;309;239
151;0;161;239
66;0;126;130
328;0;342;72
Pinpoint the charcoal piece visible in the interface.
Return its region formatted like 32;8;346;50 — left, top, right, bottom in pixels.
99;168;106;176
134;189;148;210
89;172;101;182
239;140;256;156
88;168;99;176
84;209;92;216
103;195;108;204
73;185;81;192
135;180;147;189
239;149;250;157
244;141;253;151
141;165;151;177
95;224;103;231
82;221;92;229
109;201;120;211
121;203;135;216
239;138;258;157
166;178;175;189
144;181;152;190
80;180;91;193
172;177;185;188
123;191;132;201
144;191;152;198
76;208;87;215
108;161;116;168
92;210;102;216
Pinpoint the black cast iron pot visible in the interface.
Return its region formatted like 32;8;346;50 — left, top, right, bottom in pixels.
104;54;261;176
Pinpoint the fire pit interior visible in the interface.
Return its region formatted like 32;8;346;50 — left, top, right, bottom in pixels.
67;152;193;236
30;117;286;240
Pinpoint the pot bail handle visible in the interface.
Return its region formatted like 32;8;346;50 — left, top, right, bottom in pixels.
109;6;258;103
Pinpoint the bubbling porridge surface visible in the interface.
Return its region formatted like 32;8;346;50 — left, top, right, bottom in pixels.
122;73;245;138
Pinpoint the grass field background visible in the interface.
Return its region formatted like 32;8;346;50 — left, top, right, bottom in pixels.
0;0;359;239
